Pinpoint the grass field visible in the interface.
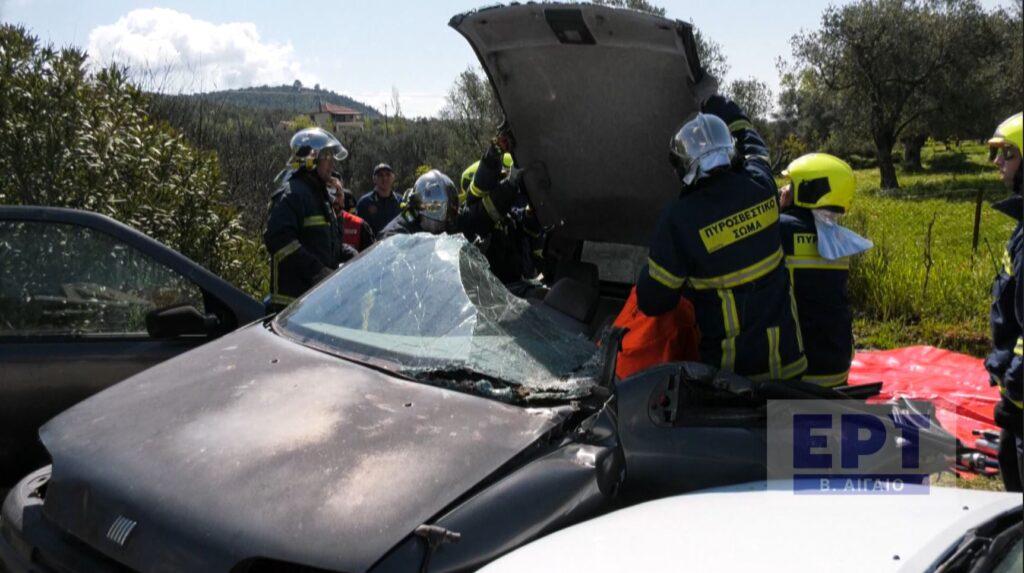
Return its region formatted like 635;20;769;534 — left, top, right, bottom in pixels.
841;143;1017;357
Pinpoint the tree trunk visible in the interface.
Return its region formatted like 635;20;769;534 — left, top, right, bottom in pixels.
875;133;900;190
902;134;927;171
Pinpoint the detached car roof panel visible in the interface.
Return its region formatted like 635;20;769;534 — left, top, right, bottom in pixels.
451;3;705;245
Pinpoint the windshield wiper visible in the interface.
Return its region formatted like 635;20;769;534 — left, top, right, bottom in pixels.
934;508;1023;572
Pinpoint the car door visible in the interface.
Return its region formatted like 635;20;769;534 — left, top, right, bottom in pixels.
0;207;264;485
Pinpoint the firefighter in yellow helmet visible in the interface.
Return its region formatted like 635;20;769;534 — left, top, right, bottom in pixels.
985;112;1023;492
778;153;872;388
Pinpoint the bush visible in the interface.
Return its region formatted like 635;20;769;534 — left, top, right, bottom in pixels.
0;25;266;297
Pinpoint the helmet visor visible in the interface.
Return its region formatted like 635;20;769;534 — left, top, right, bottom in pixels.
670;113;735;184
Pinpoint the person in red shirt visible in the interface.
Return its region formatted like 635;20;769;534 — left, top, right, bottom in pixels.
330;174;374;251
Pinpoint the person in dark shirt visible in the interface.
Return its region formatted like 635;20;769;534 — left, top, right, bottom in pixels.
356;163;402;234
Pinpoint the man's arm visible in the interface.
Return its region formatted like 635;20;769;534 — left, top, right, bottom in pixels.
360;219;375;250
703;95;777;193
264;189;327;288
636;207;687;316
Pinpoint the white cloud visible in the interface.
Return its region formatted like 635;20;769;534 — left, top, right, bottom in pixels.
87;8;316;92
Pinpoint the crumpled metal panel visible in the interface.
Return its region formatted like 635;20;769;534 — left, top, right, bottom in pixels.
278;234;599;402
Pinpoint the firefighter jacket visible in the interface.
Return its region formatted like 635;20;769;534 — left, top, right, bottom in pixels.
340;210;375;251
264;170;354;308
986;194;1022;414
779;207;853;387
636;107;806;380
377;212;422;240
467;145;535;284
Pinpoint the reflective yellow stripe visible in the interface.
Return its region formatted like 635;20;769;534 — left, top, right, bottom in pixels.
687;248;783;290
270;294;296;306
789;285;804;352
718;289;739;372
271;240;302;297
750;355;808;381
303;215;328;227
803;370;850;388
1015;336;1023;356
648;258;685;290
482;195;503;223
785;255;850;271
999;386;1023;409
768;327;782;379
1002;249;1013;275
729;119;754;133
469;182;487;199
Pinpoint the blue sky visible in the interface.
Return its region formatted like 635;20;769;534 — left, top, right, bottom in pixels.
1;0;1014;117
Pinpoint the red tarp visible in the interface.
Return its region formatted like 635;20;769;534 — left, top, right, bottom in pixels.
849;346;1001;461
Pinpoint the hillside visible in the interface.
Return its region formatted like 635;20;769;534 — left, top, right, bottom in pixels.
179;85;382;118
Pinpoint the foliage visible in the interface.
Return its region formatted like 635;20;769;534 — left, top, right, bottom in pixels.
843;144;1014;356
591;0;665;16
0;25;266;297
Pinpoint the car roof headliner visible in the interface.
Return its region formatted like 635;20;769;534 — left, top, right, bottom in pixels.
451;3;706;246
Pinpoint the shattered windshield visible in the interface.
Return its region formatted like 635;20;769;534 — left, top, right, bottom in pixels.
274;234;600;403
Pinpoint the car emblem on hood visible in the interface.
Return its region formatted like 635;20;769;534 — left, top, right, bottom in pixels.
107;516;137;547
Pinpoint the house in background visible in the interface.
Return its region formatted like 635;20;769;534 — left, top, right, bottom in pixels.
310;100;364;132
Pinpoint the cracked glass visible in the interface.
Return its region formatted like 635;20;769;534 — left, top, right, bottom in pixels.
275;234;600;403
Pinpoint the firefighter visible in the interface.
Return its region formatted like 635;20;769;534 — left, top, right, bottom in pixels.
985;111;1023;492
636;95;806;380
377;169;460;240
263;128;358;312
467;135;545;284
778;153;872;388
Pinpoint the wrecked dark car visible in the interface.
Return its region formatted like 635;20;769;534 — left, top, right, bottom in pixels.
0;4;953;573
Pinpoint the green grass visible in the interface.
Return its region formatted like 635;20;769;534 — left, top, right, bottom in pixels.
932;472;1006;491
842;143;1017;356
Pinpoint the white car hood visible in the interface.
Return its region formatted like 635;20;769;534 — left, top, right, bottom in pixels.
480;481;1023;573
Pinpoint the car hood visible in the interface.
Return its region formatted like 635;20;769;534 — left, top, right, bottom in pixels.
479;481;1024;573
39;325;564;572
450;3;708;246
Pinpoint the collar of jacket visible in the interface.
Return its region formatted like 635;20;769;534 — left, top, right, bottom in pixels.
992;194;1023;222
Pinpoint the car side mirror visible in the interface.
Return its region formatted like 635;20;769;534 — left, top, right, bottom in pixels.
146;303;220;339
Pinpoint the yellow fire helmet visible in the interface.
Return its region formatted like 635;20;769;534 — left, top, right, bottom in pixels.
988;112;1023;152
783;152;857;213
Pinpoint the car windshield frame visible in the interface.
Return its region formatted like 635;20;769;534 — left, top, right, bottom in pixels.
272;234;601;404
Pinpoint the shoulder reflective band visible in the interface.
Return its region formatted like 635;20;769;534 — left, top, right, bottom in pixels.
469;182;488;199
1015;336;1023;357
687;248;783;290
303;215;329;227
803;370;850;388
648;258;685;290
785;255;850;271
728;119;754;133
792;233;818;256
699;196;778;254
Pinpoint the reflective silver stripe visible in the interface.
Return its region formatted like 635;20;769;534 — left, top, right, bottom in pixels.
271;240;302;298
718;289;739;372
688;248;783;290
303;215;328;227
768;327;781;380
789;285;804;353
